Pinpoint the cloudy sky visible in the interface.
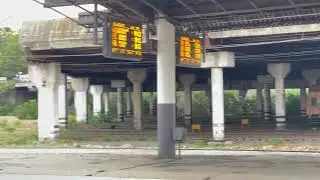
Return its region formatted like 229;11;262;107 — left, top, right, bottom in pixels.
0;0;92;30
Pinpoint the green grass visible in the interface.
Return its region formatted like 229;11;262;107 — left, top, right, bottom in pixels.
0;119;37;147
4;126;16;133
0;119;293;150
192;140;208;148
6;134;37;146
269;138;286;146
0;120;8;128
58;128;156;142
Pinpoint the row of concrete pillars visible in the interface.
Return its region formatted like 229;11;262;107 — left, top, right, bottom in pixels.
28;17;320;159
28;61;312;158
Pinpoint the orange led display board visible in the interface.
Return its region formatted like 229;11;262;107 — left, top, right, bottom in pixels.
177;33;202;67
103;20;143;61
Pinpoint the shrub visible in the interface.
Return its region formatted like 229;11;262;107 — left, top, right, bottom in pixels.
67;114;77;129
0;81;15;94
0;104;16;116
88;113;115;128
286;89;300;115
14;100;37;120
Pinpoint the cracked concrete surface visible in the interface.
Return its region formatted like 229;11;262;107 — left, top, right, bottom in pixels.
0;149;319;179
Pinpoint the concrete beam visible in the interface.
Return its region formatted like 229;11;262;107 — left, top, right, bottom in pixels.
209;24;320;39
43;0;94;7
20;19;102;50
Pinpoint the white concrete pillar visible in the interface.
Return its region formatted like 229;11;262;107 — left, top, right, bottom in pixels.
117;88;124;121
29;63;60;141
149;92;156;116
202;51;235;141
58;73;67;128
300;85;307;117
179;74;196;127
258;75;273;121
71;77;89;123
128;69;147;130
103;85;111;115
206;80;212;116
268;63;291;130
256;85;264;116
111;80;125;122
211;68;225;141
89;85;103;116
239;89;248;117
126;86;133;118
156;16;176;158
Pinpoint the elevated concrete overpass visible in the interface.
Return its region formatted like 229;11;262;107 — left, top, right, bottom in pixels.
22;0;320;158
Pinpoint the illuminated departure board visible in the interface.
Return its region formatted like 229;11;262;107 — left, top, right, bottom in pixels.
177;34;202;67
103;20;143;61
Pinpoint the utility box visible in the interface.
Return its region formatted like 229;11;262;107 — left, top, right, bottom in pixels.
174;127;187;142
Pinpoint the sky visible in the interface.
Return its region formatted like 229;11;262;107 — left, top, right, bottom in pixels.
0;0;93;30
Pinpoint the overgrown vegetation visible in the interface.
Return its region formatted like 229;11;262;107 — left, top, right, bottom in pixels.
0;81;15;94
0;119;37;146
14;100;37;119
0;28;27;78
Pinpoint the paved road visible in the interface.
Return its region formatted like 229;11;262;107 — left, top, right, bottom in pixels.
0;175;160;180
0;149;320;179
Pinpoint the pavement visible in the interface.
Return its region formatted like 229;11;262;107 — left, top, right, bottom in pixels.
0;148;320;180
0;175;161;180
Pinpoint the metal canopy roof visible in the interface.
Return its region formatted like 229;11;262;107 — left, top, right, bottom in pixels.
44;0;320;31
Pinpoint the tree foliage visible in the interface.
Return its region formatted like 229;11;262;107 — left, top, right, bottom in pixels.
0;81;15;94
0;28;26;78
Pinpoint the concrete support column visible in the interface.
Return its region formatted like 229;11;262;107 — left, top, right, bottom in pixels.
156;17;176;158
128;69;147;130
126;86;133;118
117;88;124;121
202;51;235;141
268;63;291;130
300;85;307;117
111;80;125;122
258;75;273;121
239;89;247;99
302;69;320;87
264;84;272;120
103;86;111;115
211;68;224;141
206;79;212;116
149;92;156;116
179;74;196;127
239;89;248;117
89;85;103;116
29;63;60;141
256;85;264;116
58;73;67;128
71;77;89;123
303;69;320;117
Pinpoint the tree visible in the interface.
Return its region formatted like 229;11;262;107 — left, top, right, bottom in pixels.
0;27;27;78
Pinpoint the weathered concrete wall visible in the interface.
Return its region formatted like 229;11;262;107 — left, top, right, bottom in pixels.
20;19;103;50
